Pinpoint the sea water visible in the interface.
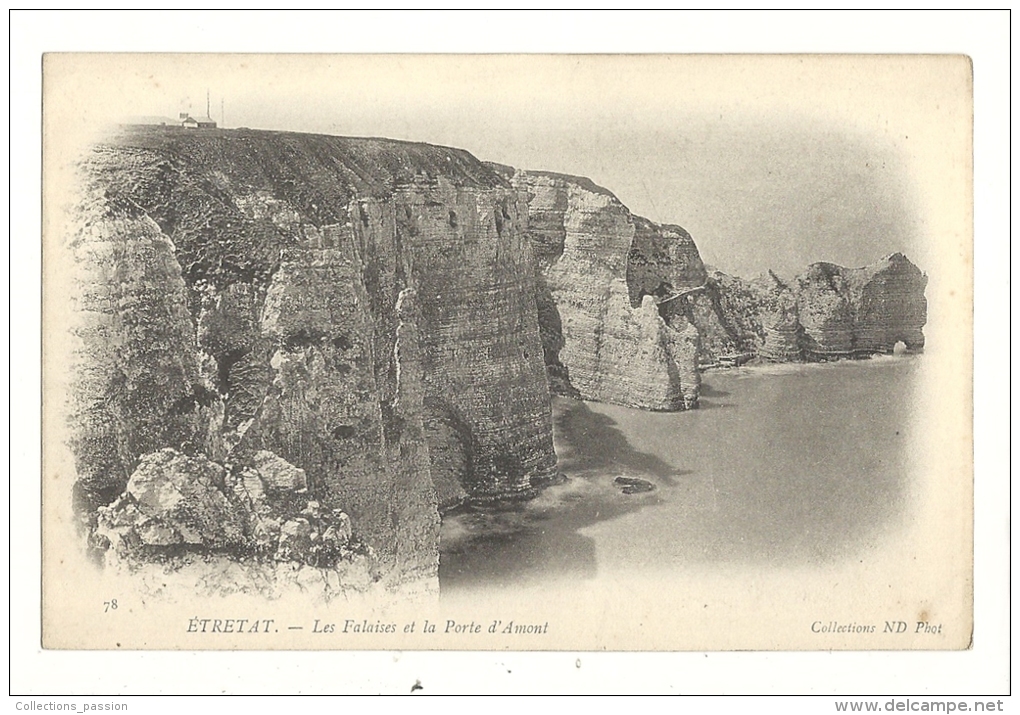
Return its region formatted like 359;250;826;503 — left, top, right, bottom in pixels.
440;356;919;592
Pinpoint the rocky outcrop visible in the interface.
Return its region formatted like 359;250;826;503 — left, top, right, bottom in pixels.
756;272;804;361
495;166;704;411
94;447;378;601
842;253;928;355
692;254;927;364
98;449;247;551
95;449;359;559
796;262;856;357
67;128;558;593
67;200;215;521
63;125;929;598
627;217;706;305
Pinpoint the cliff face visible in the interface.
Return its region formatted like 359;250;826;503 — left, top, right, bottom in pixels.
64;126;929;594
493;156;926;376
627;217;706;305
68;200;214;516
693;254;927;364
796;262;856;356
842;253;928;354
67;128;557;590
755;272;804;361
495;166;704;411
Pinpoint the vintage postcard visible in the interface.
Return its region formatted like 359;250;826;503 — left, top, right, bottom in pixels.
41;53;973;651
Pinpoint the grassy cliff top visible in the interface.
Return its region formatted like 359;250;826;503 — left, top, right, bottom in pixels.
99;125;507;201
80;126;510;290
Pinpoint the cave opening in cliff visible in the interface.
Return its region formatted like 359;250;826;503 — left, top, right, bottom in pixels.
332;333;353;351
283;328;327;351
214;348;247;395
331;424;357;440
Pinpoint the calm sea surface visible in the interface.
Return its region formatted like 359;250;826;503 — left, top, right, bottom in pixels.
440;356;919;592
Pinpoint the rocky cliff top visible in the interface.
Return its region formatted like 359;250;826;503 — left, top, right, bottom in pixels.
486;164;622;201
103;126;507;195
85;127;511;290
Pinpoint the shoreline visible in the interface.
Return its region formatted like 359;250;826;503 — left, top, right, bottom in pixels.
439;355;917;592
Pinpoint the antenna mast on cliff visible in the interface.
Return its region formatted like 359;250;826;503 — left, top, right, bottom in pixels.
206;90;211;118
221;97;225;128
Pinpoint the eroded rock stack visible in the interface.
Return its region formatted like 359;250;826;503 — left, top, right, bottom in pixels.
845;253;928;354
756;271;804;361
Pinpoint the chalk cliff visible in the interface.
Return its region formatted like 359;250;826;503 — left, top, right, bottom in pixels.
691;254;927;364
63;126;929;598
756;272;805;361
67;127;557;594
493;166;703;411
837;252;928;355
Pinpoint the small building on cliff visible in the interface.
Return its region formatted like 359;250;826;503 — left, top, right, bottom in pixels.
179;112;217;129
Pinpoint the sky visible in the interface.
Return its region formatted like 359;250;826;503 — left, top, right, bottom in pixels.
47;54;969;279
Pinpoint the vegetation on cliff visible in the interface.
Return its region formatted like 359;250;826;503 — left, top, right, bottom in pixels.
67;127;558;595
63;126;928;599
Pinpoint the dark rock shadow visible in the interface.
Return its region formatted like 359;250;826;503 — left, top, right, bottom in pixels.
439;398;685;592
698;381;730;398
553;400;688;487
535;275;580;399
442;359;920;591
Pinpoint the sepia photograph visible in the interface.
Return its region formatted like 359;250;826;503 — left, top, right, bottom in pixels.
13;9;1009;698
41;52;973;652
